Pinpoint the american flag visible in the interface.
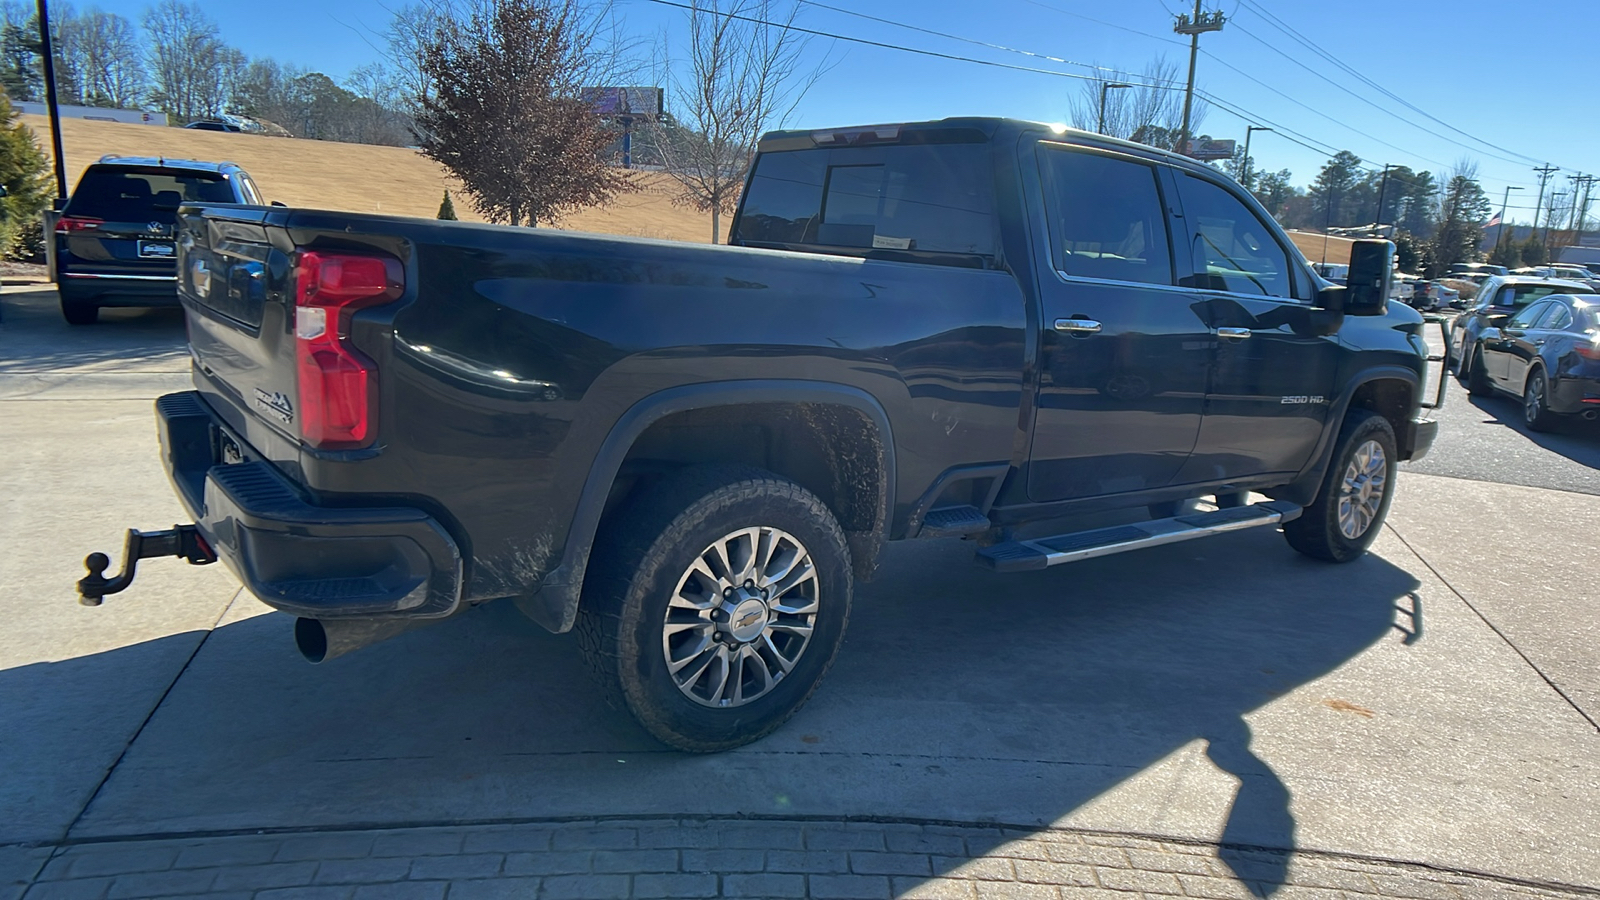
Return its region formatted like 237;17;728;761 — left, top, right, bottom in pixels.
1487;212;1502;228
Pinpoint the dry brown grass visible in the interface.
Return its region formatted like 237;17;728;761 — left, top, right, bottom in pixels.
1287;229;1355;266
21;114;716;243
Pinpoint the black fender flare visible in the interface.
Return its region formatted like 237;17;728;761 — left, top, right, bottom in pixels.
520;380;897;633
1273;366;1421;507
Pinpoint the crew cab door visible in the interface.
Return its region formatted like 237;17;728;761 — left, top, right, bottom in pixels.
1024;142;1210;502
1168;171;1339;484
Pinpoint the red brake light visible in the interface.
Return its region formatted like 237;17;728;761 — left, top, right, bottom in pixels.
294;250;403;449
56;216;103;233
1576;338;1600;360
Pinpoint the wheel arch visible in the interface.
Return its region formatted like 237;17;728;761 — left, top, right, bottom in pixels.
521;380;896;634
1271;367;1419;506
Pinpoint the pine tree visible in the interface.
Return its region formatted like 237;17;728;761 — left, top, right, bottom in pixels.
1520;234;1549;267
0;95;53;259
437;190;457;220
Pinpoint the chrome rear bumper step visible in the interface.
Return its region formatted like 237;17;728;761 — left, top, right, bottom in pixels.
976;500;1303;573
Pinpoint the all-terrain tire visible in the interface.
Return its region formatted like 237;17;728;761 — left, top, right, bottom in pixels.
1283;409;1397;563
575;465;852;752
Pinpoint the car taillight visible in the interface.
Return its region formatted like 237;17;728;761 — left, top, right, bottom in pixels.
293;250;403;449
1576;338;1600;360
55;216;103;233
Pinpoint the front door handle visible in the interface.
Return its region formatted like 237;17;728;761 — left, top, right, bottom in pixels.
1054;318;1102;334
1217;327;1252;340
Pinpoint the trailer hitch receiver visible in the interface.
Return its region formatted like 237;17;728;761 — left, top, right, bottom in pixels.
78;525;217;606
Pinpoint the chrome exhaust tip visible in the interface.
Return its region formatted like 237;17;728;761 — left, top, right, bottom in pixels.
294;616;423;664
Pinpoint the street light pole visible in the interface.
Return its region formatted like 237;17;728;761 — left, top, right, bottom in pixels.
1097;82;1131;135
1241;125;1270;192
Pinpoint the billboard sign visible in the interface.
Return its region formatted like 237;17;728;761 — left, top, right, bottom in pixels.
1185;138;1236;160
582;86;664;119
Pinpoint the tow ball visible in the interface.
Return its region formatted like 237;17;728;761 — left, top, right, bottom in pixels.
77;525;218;606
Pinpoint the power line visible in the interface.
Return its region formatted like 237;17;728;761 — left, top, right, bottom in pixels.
1235;0;1550;169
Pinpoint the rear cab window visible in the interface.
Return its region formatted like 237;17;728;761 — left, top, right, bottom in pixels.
734;142;997;267
66;166;236;223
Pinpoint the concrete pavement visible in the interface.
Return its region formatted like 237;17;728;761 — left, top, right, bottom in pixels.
3;285;1598;899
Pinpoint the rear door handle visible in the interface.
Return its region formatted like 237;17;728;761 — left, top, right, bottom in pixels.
1054;318;1102;334
1217;327;1252;340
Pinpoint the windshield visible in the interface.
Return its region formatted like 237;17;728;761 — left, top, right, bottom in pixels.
1492;284;1597;307
65;167;234;222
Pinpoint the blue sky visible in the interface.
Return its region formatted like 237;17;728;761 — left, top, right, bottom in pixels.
89;0;1595;225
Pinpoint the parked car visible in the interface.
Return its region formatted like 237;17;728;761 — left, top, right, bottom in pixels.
1311;262;1348;284
1450;262;1508;277
1429;281;1459;309
1439;272;1491;305
1512;265;1600;289
185;120;242;133
1406;279;1437;311
78;118;1438;752
50;156;266;324
1393;273;1419;303
1449;276;1596;374
1460;293;1600;430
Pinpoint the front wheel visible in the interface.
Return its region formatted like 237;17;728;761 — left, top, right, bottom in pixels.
1523;369;1559;432
1283;409;1397;563
576;465;852;752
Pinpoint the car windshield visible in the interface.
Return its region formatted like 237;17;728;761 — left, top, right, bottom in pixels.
1495;284;1597;307
65;167;234;223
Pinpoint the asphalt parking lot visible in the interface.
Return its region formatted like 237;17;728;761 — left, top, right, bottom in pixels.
3;285;1598;900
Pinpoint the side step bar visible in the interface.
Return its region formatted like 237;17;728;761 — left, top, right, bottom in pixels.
976;500;1303;573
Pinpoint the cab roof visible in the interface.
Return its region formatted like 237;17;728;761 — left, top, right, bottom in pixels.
93;155;242;174
757;117;1199;166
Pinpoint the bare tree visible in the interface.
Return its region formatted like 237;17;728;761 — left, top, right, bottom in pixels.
650;0;811;243
415;0;633;226
1067;57;1200;152
143;0;232;119
71;9;145;107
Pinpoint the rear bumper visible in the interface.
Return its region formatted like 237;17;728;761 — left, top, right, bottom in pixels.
156;391;463;619
1548;376;1600;415
60;271;180;304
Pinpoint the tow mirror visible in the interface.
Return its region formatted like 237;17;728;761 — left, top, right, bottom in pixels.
1344;240;1393;316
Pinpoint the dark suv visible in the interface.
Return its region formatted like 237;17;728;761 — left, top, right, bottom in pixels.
51;156;264;324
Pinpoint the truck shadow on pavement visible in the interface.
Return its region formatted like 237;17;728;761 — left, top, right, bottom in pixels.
12;529;1420;898
0;287;188;373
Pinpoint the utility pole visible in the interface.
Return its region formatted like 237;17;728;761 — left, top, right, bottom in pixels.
1565;174;1596;233
1496;185;1523;249
1374;164;1397;236
1532;164;1559;251
1174;0;1224;157
1241;125;1270;191
1578;175;1598;237
35;0;67;201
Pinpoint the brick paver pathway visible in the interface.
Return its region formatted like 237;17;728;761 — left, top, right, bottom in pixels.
15;818;1597;899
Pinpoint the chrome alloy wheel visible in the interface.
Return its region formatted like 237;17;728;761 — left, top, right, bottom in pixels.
1336;440;1388;540
1525;374;1546;424
662;527;819;708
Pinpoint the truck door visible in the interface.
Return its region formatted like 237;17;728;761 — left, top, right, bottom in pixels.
1025;143;1211;502
1169;171;1339;484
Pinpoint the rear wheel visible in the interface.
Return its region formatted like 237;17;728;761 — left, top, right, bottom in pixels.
576;465;852;752
60;296;99;325
1523;368;1559;432
1283;409;1396;563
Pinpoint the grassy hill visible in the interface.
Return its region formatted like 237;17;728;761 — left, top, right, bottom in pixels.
20;114;715;243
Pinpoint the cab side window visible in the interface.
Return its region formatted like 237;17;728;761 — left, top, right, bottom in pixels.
1176;174;1291;299
1037;146;1174;286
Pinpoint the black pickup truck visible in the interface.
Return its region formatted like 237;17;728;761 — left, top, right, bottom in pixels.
81;118;1440;751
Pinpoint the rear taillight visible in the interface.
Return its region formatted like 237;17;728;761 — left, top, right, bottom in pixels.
55;215;103;233
293;250;402;449
1576;339;1600;360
